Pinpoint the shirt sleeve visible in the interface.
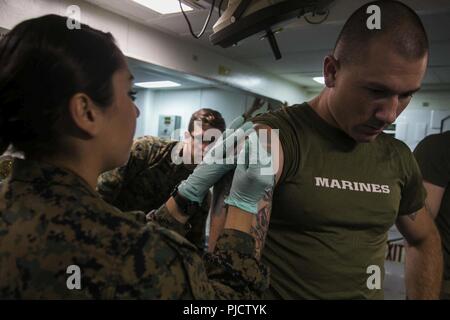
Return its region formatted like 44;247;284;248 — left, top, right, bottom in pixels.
114;224;269;299
414;133;450;188
252;106;301;184
145;206;270;298
150;195;212;251
202;229;270;299
148;203;191;237
113;225;199;299
96;166;127;206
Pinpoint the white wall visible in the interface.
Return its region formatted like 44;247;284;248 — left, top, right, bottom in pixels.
395;92;450;150
134;87;257;139
406;91;450;110
134;89;155;138
395;111;450;150
0;0;307;105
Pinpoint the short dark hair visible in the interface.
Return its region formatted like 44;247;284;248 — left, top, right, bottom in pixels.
0;14;124;156
188;108;226;133
333;0;429;65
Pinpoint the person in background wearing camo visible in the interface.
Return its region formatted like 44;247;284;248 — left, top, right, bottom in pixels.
96;108;226;249
0;155;13;182
0;146;23;182
97;98;269;249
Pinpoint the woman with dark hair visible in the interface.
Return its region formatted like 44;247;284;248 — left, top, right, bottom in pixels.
0;15;268;299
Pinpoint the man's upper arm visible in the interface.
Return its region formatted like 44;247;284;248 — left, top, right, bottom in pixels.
253;123;284;185
247;124;284;258
97;166;127;204
396;207;439;246
423;181;445;219
207;123;285;256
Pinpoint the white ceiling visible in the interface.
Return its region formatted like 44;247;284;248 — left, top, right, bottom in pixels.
86;0;450;91
127;57;216;91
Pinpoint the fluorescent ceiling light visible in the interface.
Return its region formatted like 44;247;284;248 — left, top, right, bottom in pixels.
132;0;193;14
313;77;325;85
135;81;181;88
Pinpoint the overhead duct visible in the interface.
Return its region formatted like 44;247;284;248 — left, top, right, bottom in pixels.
210;0;334;60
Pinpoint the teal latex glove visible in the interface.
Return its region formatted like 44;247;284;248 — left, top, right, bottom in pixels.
178;121;254;204
228;115;245;130
224;131;276;214
228;99;267;130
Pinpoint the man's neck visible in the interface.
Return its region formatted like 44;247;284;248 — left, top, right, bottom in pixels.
308;89;340;129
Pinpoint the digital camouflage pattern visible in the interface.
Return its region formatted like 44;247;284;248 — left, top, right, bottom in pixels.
0;155;13;181
0;159;269;299
97;136;209;249
97;136;192;212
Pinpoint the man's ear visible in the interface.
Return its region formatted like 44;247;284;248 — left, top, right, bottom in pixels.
68;93;103;137
184;131;191;141
323;55;340;88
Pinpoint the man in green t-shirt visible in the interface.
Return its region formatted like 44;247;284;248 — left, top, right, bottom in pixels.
414;132;450;299
206;0;443;299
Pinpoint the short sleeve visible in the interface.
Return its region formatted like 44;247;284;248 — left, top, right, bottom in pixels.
414;133;450;188
252;106;301;184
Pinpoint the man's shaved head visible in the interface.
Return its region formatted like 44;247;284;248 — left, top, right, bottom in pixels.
334;0;429;65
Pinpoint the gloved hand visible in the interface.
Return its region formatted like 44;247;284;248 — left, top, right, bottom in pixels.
228;98;267;130
224;131;276;214
178;121;254;204
227;115;246;131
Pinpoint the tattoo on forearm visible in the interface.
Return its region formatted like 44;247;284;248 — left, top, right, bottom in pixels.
207;174;233;252
250;187;273;259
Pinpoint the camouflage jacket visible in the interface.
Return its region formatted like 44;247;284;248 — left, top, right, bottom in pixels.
97;136;209;249
0;155;13;181
0;159;269;299
97;136;193;213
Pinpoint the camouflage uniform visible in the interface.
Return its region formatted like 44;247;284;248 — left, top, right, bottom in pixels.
0;159;269;299
97;136;209;249
0;155;13;181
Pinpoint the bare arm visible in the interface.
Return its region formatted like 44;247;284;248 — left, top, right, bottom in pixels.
208;124;284;259
207;172;233;251
208;184;274;259
248;184;274;259
422;180;445;219
396;207;443;299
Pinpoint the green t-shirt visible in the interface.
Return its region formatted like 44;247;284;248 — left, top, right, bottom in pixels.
414;131;450;298
254;103;425;299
